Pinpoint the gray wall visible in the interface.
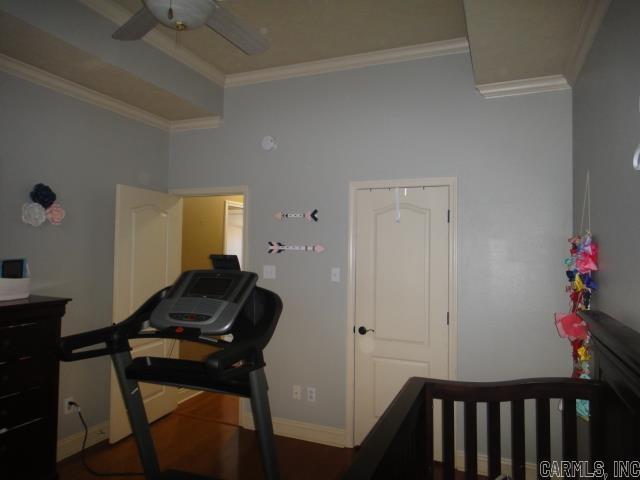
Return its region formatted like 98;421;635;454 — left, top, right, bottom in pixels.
573;0;640;330
169;52;573;445
0;71;169;438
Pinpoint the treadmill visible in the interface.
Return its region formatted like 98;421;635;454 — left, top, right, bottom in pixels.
59;266;282;480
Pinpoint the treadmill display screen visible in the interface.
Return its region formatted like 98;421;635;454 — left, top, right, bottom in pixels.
186;277;233;298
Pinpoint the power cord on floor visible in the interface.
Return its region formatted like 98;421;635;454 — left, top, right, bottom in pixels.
70;400;144;477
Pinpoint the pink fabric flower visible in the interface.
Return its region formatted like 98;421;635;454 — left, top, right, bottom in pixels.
555;312;589;340
46;203;66;225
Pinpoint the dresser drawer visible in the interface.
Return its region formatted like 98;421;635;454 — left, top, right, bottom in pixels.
0;386;47;431
0;416;52;479
0;356;52;396
0;319;58;361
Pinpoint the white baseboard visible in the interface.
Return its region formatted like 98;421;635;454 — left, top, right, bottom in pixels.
57;421;109;462
241;411;345;448
177;388;202;404
455;449;538;479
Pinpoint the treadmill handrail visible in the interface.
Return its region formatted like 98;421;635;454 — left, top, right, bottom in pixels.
132;330;230;347
59;287;170;362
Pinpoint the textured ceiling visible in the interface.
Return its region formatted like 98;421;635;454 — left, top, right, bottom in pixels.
110;0;468;74
0;11;212;120
463;0;591;85
0;1;609;126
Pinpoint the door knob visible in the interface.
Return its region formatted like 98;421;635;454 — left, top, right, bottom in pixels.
358;326;375;335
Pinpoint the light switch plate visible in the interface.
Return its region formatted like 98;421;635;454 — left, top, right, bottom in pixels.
263;265;276;279
331;267;340;283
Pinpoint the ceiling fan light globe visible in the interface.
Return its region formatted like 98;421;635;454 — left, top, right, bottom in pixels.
143;0;215;30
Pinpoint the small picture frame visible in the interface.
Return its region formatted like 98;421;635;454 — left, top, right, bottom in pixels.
1;259;27;279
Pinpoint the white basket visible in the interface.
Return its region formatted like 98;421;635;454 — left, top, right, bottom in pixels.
0;277;30;301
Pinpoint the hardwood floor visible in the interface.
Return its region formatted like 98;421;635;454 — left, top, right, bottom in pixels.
57;392;355;480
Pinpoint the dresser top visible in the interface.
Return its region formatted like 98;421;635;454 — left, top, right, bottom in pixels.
0;295;71;311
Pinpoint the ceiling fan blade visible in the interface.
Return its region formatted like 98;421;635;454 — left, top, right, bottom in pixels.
112;7;159;41
206;3;269;55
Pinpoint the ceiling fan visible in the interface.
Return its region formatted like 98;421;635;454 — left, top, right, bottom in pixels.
112;0;269;55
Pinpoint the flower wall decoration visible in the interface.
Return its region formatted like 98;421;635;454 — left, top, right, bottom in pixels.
22;183;66;227
45;203;65;225
22;202;46;227
30;183;56;208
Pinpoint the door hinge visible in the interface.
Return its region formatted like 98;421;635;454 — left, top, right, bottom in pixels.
447;210;450;223
446;312;450;325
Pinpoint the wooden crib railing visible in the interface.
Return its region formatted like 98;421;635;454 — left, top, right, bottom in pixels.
343;377;604;480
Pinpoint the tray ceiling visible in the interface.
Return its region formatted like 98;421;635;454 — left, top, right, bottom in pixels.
0;0;611;131
0;11;212;121
110;0;468;75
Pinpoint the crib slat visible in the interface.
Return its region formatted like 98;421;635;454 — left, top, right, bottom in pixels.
487;401;501;480
511;399;525;480
536;397;551;473
442;399;455;480
464;401;477;480
562;397;577;461
425;390;434;480
589;392;604;468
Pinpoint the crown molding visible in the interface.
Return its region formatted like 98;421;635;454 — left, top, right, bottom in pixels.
170;116;222;132
0;54;221;132
65;1;471;89
476;74;571;99
0;53;169;129
564;0;611;85
225;37;470;87
77;0;226;86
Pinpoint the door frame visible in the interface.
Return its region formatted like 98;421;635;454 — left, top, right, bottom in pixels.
223;200;245;267
169;185;250;419
169;185;250;271
345;177;458;447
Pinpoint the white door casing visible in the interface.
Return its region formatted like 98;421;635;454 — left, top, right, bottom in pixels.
353;182;452;447
109;184;183;443
224;200;244;269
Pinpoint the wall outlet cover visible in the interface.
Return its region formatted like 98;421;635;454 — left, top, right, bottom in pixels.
263;265;276;279
306;386;316;402
292;385;302;400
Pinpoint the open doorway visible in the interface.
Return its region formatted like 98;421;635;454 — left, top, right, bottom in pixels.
177;193;245;424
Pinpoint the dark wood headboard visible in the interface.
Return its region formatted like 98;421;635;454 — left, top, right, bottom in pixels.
579;310;640;465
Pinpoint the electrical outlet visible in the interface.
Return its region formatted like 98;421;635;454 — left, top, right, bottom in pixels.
306;386;316;402
63;396;77;415
292;385;302;400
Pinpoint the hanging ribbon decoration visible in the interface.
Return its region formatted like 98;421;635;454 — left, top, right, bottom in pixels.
394;187;401;223
554;170;598;420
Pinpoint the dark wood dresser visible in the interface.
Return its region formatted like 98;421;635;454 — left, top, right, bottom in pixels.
0;296;70;479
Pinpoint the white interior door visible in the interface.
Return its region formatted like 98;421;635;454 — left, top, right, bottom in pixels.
109;184;183;443
354;185;450;447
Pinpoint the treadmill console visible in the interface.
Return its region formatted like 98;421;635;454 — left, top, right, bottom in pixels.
150;270;258;334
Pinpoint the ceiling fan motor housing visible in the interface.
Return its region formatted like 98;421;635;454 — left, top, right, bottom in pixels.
143;0;216;30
